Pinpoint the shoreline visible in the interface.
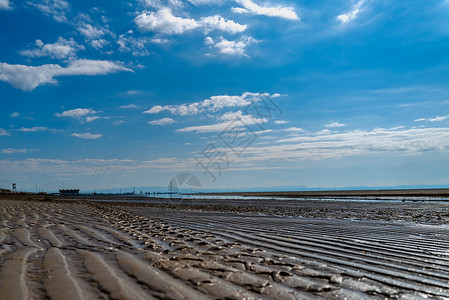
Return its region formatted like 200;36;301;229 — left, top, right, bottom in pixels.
191;187;449;198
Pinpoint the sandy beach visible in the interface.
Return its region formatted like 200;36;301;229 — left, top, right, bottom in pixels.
1;194;449;299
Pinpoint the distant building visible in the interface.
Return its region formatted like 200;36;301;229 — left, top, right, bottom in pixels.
59;189;80;196
0;188;11;194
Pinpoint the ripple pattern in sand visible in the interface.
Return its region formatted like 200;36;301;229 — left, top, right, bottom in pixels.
0;199;448;299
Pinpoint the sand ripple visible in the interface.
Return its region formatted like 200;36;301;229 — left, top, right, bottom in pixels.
0;198;448;299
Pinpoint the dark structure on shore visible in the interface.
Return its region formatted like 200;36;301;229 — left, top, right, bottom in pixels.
59;189;80;196
0;188;11;194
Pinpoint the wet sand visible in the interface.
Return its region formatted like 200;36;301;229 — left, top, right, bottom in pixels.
1;195;448;299
195;188;449;198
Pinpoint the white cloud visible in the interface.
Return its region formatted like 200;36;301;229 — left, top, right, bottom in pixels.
145;105;165;114
148;117;177;125
1;148;37;154
187;0;224;5
337;0;366;24
285;127;304;132
144;92;277;115
0;128;9;136
0;157;194;181
254;129;273;135
274;120;289;124
135;10;247;36
177;122;228;133
0;0;12;10
117;34;150;56
91;39;109;50
57;108;96;118
317;129;332;135
135;9;200;35
127;90;140;96
164;124;449;169
200;15;247;34
145;103;201;115
219;110;244;121
77;23;106;39
119;104;139;109
139;0;184;9
232;0;299;20
205;36;257;56
50;59;130;75
151;38;170;44
429;116;449;122
139;0;160;8
0;59;132;91
56;108;100;123
167;0;185;7
177;112;267;133
56;108;99;123
414;115;449;122
85;116;100;122
113;120;125;126
17;126;49;132
237;126;449;162
71;133;102;139
27;0;70;23
204;36;214;45
325;121;346;128
205;92;270;111
20;37;85;60
10;112;20;118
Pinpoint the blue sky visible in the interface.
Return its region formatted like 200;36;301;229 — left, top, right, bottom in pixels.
1;0;449;192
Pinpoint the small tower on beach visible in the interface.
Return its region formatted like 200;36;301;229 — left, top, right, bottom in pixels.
12;183;17;192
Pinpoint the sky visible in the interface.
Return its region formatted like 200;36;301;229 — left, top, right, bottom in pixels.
1;0;449;192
